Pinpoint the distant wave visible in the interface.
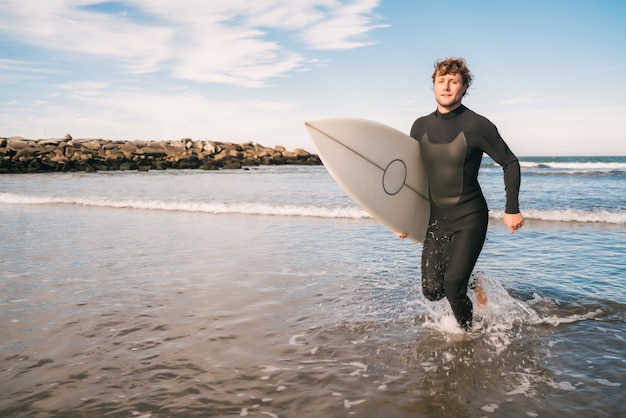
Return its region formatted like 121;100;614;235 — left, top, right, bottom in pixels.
490;209;625;225
2;193;623;225
0;192;370;219
519;161;626;170
483;160;626;174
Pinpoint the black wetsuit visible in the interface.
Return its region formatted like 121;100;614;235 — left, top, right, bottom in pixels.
410;105;520;330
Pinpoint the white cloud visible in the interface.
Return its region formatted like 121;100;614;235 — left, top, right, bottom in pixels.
0;0;384;87
0;58;62;83
498;94;537;105
299;0;389;50
57;81;109;90
0;58;56;73
2;1;172;73
496;93;564;106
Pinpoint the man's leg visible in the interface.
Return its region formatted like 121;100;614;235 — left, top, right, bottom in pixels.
443;214;488;330
421;223;449;302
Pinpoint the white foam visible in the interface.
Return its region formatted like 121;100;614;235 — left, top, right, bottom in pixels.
0;192;370;220
260;365;283;373
344;399;365;408
436;315;466;335
480;403;499;413
596;379;621;387
490;209;625;225
347;362;367;371
506;379;532;395
531;309;603;326
3;191;623;225
548;380;577;391
288;334;304;345
518;161;626;172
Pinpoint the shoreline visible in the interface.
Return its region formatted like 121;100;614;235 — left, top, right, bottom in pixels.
0;136;321;173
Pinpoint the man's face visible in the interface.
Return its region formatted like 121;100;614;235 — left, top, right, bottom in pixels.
433;72;467;112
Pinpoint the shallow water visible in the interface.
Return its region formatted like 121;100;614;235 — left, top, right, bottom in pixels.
1;163;625;417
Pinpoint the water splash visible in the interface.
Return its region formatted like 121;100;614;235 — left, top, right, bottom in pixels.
418;272;541;351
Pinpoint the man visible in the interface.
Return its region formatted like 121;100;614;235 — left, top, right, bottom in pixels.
395;57;524;331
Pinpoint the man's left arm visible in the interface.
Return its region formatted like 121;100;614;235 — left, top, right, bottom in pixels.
478;121;524;232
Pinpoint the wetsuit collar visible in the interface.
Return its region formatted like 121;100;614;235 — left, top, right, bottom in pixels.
435;104;466;120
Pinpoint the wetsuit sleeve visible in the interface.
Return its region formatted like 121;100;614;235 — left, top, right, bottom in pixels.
501;158;521;214
475;122;521;214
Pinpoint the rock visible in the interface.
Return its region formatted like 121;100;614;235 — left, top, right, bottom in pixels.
6;138;31;150
122;142;138;152
139;146;167;158
0;137;320;173
178;155;201;169
81;140;102;151
200;161;219;170
294;148;310;158
119;161;137;171
223;161;242;170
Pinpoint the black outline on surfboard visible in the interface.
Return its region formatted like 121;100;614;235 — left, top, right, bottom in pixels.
305;122;429;202
383;159;406;196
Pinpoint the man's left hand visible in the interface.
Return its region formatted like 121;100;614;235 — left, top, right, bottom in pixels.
504;212;524;234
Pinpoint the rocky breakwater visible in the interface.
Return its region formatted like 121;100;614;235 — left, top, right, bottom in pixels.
0;136;321;173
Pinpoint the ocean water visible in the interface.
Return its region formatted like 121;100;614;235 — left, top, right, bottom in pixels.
1;156;624;417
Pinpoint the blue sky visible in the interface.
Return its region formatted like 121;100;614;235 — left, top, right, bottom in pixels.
1;0;625;156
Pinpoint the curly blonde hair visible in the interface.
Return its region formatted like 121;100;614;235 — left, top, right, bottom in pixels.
432;58;473;95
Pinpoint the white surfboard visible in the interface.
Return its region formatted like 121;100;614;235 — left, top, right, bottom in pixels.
305;118;430;243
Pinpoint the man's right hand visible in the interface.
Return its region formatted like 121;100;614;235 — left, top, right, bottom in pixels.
392;230;407;239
